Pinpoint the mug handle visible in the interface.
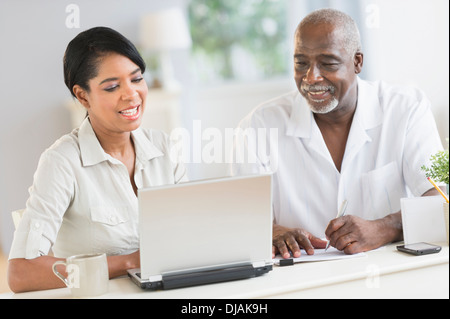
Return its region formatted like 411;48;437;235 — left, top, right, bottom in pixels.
52;261;69;287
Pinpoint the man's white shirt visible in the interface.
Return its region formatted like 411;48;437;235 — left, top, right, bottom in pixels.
231;77;443;238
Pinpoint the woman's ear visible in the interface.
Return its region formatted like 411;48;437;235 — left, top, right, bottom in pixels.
72;85;90;110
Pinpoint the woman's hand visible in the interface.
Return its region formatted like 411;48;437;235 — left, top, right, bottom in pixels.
8;250;141;293
107;250;140;278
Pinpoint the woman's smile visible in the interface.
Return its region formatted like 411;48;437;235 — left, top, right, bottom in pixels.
118;104;141;120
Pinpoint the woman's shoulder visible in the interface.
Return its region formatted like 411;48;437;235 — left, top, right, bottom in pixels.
40;128;82;163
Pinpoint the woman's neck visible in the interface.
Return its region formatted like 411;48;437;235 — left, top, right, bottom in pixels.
89;118;134;158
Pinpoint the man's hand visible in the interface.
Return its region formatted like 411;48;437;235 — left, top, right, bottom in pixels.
272;224;327;258
325;213;402;254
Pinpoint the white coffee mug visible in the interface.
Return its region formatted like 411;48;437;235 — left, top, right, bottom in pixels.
52;253;109;297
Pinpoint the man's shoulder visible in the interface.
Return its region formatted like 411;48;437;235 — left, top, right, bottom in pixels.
254;90;299;112
361;78;428;106
240;90;300;127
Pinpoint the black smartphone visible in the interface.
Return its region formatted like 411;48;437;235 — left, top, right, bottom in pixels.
397;242;442;256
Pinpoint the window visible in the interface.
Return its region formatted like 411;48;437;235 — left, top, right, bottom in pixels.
188;0;290;84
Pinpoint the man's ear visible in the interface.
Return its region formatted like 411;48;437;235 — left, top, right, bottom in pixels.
354;52;364;74
73;85;90;109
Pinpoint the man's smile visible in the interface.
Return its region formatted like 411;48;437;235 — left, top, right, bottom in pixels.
301;84;335;99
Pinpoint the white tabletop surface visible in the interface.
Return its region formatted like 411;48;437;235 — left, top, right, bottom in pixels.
1;242;448;299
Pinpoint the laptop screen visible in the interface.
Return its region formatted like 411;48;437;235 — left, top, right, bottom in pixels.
138;174;273;280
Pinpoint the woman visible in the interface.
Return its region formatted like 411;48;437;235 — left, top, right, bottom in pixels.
7;27;187;292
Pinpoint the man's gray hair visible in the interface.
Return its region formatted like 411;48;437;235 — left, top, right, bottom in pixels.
297;8;362;56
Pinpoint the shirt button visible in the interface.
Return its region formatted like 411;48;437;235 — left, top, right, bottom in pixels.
110;216;117;224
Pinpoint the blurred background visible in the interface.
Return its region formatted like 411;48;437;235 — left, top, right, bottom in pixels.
0;0;448;259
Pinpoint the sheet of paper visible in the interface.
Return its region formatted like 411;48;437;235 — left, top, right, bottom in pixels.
273;247;366;265
401;196;447;244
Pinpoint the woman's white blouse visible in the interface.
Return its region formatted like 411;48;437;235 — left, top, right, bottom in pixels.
9;118;187;259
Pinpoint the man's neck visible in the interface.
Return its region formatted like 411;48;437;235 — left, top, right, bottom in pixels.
313;93;358;172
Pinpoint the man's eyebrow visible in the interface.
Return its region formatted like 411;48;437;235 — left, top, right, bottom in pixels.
318;54;342;61
99;68;142;85
294;53;342;61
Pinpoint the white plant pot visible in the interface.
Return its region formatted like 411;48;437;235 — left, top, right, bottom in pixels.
444;202;449;245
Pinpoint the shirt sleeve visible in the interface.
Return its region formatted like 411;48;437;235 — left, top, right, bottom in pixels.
9;149;75;260
402;91;444;196
230;111;277;176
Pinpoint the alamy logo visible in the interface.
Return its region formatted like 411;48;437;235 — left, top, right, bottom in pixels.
65;4;80;29
67;264;80;288
168;121;279;172
365;4;380;29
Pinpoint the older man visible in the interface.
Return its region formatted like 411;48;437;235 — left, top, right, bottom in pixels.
231;8;444;258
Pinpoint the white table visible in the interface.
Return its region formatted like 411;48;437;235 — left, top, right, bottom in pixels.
2;243;448;299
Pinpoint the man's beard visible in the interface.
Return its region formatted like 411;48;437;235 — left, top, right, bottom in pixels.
301;84;339;114
307;97;339;114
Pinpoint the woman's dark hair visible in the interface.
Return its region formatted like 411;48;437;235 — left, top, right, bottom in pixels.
63;26;146;97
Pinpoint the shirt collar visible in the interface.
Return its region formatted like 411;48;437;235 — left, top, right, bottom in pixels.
286;77;383;138
78;118;107;167
286;91;313;138
131;127;164;167
355;77;383;130
78;118;164;167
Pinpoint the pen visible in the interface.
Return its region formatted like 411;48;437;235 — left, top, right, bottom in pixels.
427;177;449;203
325;199;348;251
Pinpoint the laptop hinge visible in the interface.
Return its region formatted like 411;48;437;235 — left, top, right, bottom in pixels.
252;261;266;268
149;275;162;282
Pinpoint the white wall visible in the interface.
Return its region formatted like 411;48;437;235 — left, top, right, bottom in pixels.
358;0;449;144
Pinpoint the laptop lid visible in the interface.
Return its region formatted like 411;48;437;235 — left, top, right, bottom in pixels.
137;174;273;283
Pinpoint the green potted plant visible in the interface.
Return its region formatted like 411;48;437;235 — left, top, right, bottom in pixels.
421;142;449;244
421;147;449;194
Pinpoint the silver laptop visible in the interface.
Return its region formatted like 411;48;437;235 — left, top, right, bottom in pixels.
127;174;273;290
